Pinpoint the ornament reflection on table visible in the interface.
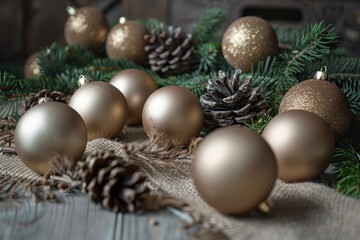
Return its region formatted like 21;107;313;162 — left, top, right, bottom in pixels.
15;102;87;175
69;80;128;140
262;110;335;182
222;16;279;72
106;18;147;64
279;67;352;139
193;126;277;215
142;86;204;145
110;69;157;125
64;6;109;51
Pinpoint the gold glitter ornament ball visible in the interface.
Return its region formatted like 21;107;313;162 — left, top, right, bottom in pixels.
142;86;204;146
106;20;147;64
222;16;279;72
262;110;335;182
110;69;158;125
64;7;109;51
193;126;277;215
279;69;352;139
15;102;87;175
24;52;41;78
69;81;128;140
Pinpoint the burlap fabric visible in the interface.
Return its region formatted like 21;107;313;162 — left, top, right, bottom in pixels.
1;127;359;240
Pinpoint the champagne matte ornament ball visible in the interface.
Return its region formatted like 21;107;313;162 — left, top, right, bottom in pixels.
24;53;41;78
106;19;147;64
69;81;128;140
15;102;87;175
110;69;157;125
142;86;203;145
64;6;109;51
279;67;352;139
262;110;335;182
222;16;279;72
193;126;277;215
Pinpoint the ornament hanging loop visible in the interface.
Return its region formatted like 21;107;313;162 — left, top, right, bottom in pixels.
314;66;328;81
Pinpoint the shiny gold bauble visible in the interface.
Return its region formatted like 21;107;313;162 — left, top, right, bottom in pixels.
193;126;277;215
222;16;279;72
262;110;335;183
110;69;157;125
24;53;41;78
105;20;147;64
279;79;352;139
69;81;128;140
142;86;203;145
64;7;109;51
14;102;87;175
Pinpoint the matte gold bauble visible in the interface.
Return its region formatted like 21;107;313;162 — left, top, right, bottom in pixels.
110;69;157;125
222;16;279;72
69;81;128;140
279;68;352;139
14;102;87;175
24;53;41;78
105;19;147;64
64;7;109;51
262;110;335;183
193;126;277;215
142;86;203;145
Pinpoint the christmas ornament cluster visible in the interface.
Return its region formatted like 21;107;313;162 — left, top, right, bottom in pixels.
17;9;354;216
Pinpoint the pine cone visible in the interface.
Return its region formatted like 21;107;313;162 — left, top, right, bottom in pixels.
24;89;67;112
200;69;267;129
144;24;195;75
77;150;149;212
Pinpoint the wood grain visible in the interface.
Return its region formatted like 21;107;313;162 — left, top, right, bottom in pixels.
0;193;191;240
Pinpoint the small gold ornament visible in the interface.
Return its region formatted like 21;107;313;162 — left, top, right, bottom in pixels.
110;69;157;125
222;16;279;72
105;19;147;64
142;86;203;145
193;126;277;215
15;102;87;175
262;110;335;182
24;53;41;78
69;81;128;140
279;67;352;139
64;6;109;51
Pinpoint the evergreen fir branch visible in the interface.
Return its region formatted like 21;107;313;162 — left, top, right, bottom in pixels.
0;97;25;119
282;21;338;79
244;113;273;134
327;57;360;75
341;80;360;115
38;43;68;77
171;72;214;97
191;7;225;44
65;45;96;67
138;18;164;32
273;24;299;49
0;64;24;78
195;42;220;73
332;143;360;198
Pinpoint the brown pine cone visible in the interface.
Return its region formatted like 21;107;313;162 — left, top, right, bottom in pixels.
200;69;267;129
144;24;195;75
77;150;149;212
24;89;67;112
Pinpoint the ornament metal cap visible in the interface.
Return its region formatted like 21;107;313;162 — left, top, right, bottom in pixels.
257;199;273;214
314;66;328;81
66;6;76;16
119;17;127;24
78;75;93;87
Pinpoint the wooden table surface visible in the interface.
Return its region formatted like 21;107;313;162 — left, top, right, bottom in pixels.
0;193;193;240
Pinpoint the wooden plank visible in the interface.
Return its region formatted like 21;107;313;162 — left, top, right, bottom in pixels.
0;194;191;240
122;0;168;22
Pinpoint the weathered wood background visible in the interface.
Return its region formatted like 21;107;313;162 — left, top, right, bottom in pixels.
0;193;192;240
